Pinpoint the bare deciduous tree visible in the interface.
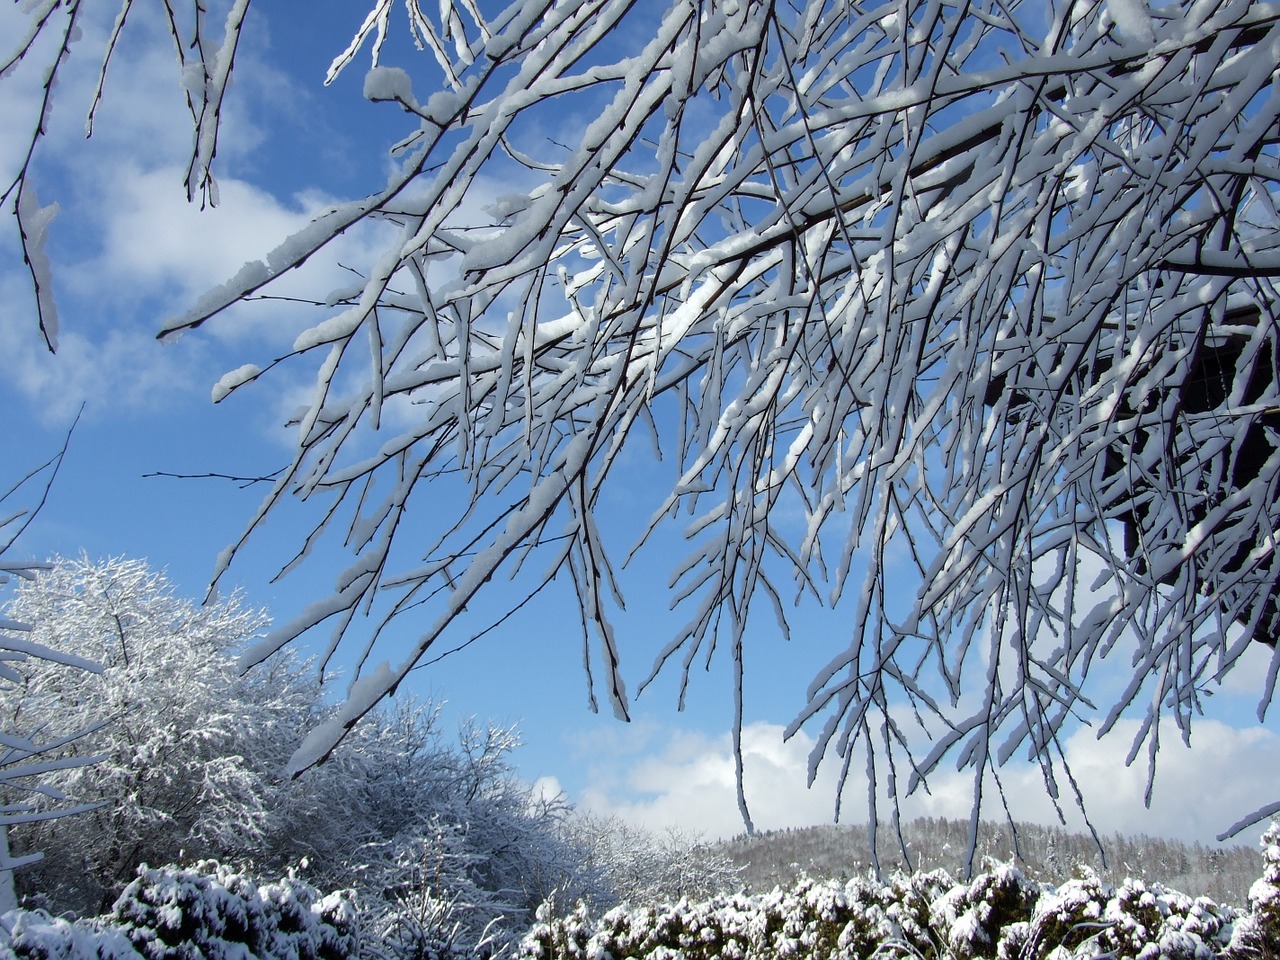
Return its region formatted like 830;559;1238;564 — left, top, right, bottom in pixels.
6;0;1280;863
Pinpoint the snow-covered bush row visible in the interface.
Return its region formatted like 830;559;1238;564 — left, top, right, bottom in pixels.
0;861;357;960
522;824;1280;960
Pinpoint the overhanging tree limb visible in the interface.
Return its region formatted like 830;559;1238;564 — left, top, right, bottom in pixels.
7;0;1280;851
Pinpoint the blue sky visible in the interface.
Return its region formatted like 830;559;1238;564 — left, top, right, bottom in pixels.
2;0;1278;851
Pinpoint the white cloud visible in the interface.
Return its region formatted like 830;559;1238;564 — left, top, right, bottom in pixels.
530;775;566;805
575;713;1280;848
0;160;338;426
73;161;355;354
0;270;205;423
0;3;389;429
1212;634;1280;701
576;721;844;839
84;166;307;304
997;718;1280;846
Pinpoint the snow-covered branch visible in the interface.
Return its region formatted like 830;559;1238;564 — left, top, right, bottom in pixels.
9;0;1280;843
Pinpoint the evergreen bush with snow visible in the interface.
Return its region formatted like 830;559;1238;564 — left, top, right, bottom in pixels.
109;862;358;960
0;861;357;960
1227;822;1280;957
521;825;1280;960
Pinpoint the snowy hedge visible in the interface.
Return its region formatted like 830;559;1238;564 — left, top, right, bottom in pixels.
0;862;358;960
6;829;1279;960
521;824;1280;960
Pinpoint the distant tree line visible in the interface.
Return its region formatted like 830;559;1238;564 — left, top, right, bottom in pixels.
712;817;1264;907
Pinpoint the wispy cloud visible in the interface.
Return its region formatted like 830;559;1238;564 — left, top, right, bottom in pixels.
575;714;1279;847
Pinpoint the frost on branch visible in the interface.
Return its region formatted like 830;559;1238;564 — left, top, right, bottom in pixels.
156;0;1280;841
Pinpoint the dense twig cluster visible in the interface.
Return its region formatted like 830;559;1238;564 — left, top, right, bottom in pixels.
6;0;1280;850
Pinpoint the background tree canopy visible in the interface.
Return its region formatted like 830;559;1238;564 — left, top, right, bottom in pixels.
5;0;1280;861
1;556;739;948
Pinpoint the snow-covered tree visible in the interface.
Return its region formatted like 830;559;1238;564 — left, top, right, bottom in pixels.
281;709;593;955
2;556;287;913
2;556;610;956
8;0;1280;853
560;813;741;906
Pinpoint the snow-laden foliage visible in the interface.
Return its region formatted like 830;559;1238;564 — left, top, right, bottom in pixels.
519;836;1280;960
0;557;607;958
312;718;595;956
1227;821;1280;955
3;830;1277;960
3;557;286;914
8;0;1280;844
0;861;358;960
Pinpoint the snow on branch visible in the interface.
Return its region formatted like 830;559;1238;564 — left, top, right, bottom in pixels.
1;0;253;350
0;423;100;911
19;0;1280;842
181;0;1280;840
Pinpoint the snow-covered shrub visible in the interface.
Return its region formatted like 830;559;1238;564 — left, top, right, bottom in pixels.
521;854;1255;960
1228;822;1280;958
518;874;951;960
1022;867;1112;956
329;721;597;959
930;864;1037;960
1025;871;1236;960
0;861;357;960
358;822;518;960
825;871;949;956
108;861;358;960
0;908;138;960
368;875;490;960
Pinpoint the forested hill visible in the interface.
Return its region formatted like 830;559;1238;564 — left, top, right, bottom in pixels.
709;818;1262;907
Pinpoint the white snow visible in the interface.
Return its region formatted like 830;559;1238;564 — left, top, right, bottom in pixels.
364;65;415;104
16;187;60;350
1108;0;1156;44
211;363;262;403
